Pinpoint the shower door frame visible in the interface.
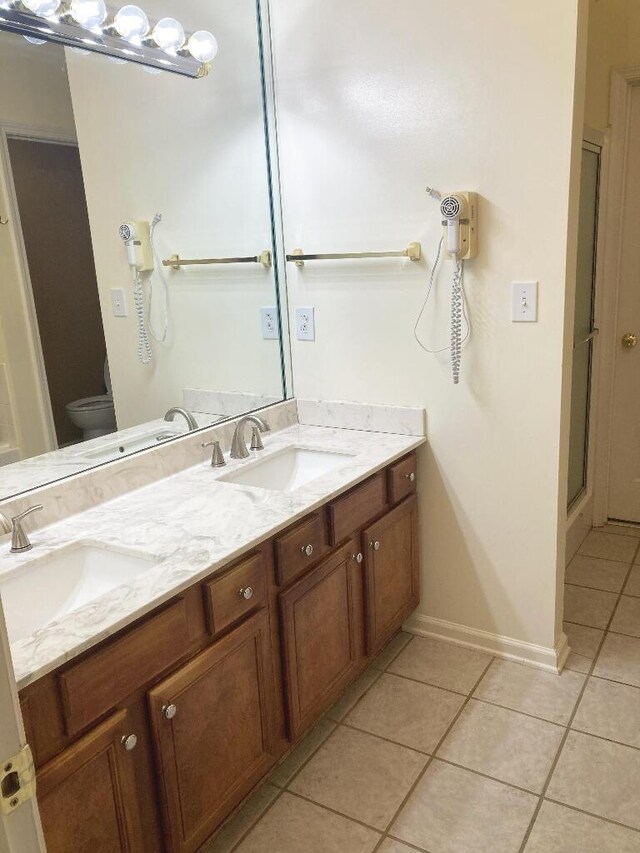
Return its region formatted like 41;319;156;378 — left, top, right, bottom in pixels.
566;127;606;539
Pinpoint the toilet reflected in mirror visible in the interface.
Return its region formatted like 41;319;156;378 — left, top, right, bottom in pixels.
65;361;116;441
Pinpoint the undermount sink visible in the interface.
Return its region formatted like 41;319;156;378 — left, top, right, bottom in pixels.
77;430;182;463
0;544;156;644
218;446;354;492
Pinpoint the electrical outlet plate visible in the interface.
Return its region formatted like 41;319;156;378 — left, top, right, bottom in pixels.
260;307;279;340
512;282;538;322
111;288;128;318
296;307;315;341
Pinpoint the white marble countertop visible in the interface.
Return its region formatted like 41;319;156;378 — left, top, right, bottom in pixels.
2;423;424;690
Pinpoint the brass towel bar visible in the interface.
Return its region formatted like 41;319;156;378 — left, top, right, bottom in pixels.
286;242;422;267
163;251;272;270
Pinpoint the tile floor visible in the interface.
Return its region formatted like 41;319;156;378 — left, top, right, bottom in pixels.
200;525;640;852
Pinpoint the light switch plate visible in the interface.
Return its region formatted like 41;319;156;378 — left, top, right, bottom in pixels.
260;307;279;340
111;288;128;318
512;281;538;322
296;307;315;341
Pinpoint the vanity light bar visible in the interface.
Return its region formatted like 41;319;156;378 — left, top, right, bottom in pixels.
0;3;217;78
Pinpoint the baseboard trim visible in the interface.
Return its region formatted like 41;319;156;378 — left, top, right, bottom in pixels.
404;614;569;674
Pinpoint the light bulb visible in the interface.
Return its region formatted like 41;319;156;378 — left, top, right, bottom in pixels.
114;4;149;41
187;30;217;63
152;17;184;52
142;65;162;75
70;0;106;29
22;0;60;16
23;35;47;44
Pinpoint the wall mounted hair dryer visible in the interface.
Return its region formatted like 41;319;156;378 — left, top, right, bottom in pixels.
440;192;478;260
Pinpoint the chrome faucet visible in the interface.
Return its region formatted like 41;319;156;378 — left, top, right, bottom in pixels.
4;505;44;554
164;407;198;431
230;415;270;460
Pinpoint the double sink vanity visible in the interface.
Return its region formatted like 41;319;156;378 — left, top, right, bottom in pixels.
0;402;425;853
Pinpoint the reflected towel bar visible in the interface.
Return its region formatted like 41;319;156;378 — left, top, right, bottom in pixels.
286;242;422;267
163;251;272;270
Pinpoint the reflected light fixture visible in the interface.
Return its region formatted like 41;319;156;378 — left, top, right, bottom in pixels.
22;0;60;15
151;16;184;52
187;30;218;63
69;0;107;29
0;1;219;78
113;3;148;41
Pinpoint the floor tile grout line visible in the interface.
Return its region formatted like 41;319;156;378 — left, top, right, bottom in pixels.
517;553;638;852
369;655;497;853
378;669;469;697
469;694;579;728
542;795;640;834
574;669;640;691
564;579;629;594
283;788;391;838
568;725;640;753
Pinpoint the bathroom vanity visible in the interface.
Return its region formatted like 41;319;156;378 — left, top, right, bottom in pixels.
13;437;421;853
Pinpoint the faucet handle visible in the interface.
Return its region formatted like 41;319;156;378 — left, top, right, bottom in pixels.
0;512;10;536
202;440;226;468
11;505;44;554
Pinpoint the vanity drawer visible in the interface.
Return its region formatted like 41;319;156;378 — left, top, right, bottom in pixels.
274;512;329;587
58;599;190;736
388;453;418;505
205;552;267;635
327;472;388;545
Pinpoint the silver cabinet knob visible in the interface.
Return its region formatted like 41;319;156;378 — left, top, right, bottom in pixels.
352;553;363;564
405;472;416;483
121;734;138;752
239;586;254;600
370;541;381;551
162;704;178;720
302;544;314;557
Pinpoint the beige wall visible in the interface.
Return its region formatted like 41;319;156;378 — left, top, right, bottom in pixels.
0;37;76;458
66;0;284;429
585;0;640;130
272;0;586;654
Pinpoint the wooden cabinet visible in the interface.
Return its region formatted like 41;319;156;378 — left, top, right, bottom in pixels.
22;452;421;853
279;540;363;739
363;495;419;655
38;710;144;853
148;610;277;853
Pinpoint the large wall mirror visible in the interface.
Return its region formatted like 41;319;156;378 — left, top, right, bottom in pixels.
0;0;290;501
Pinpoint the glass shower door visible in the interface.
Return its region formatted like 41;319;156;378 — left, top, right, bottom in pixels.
567;142;601;509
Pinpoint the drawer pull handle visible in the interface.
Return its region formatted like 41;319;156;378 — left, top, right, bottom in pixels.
370;541;381;551
121;734;138;752
405;472;416;483
239;586;254;601
302;544;314;557
162;704;178;721
352;553;364;564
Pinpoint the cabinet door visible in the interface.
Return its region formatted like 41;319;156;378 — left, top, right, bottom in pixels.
148;610;277;853
37;710;144;853
280;540;363;740
363;495;419;655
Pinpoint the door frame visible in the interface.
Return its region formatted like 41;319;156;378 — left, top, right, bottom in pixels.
0;122;78;454
0;597;46;851
592;66;640;526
